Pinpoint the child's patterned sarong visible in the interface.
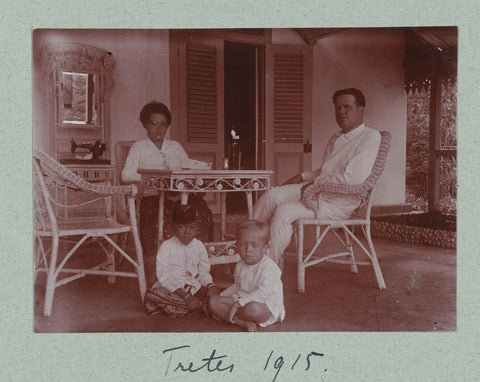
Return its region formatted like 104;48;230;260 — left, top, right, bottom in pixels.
144;284;208;317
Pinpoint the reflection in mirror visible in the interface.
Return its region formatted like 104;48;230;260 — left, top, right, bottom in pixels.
61;72;97;124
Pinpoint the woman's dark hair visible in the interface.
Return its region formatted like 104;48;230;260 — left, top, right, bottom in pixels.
332;88;366;108
139;101;172;127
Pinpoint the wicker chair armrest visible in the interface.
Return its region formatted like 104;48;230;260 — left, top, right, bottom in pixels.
61;182;137;197
302;181;372;211
302;130;391;212
34;149;138;197
81;182;138;197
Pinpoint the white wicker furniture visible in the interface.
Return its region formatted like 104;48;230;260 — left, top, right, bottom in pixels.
138;169;273;264
114;140;140;222
114;140;137;186
34;149;146;316
295;131;391;293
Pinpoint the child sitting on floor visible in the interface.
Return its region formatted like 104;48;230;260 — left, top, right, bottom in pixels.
209;220;285;331
144;204;218;317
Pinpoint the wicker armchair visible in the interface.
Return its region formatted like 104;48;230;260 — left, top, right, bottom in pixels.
34;149;146;316
295;131;391;293
114;140;137;187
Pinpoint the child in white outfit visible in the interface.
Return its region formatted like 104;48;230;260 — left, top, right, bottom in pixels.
144;204;218;317
209;220;285;331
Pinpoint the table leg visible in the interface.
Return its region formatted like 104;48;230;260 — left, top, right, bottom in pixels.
220;192;226;240
158;191;165;241
246;191;253;219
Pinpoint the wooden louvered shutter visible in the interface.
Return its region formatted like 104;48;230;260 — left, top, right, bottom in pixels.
273;54;304;143
172;33;224;169
171;33;224;212
186;43;218;143
265;44;312;186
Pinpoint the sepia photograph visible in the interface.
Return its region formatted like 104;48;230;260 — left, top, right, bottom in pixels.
32;27;457;334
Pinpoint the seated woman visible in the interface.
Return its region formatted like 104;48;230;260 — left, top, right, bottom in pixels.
122;101;213;285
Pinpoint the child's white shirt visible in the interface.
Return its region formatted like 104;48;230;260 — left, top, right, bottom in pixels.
221;255;285;327
155;236;213;295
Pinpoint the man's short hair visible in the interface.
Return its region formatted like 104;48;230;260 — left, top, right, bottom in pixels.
332;88;366;108
236;220;270;244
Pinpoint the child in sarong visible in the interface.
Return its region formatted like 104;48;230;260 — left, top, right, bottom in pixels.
144;204;218;317
209;220;285;331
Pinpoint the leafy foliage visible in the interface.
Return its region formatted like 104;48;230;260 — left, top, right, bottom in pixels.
406;78;457;215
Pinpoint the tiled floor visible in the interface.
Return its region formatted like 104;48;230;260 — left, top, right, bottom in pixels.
34;225;456;333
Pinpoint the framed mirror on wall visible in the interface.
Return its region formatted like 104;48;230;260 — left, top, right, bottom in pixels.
60;72;98;125
39;42;115;163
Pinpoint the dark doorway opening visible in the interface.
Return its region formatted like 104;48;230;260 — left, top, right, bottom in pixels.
224;41;257;213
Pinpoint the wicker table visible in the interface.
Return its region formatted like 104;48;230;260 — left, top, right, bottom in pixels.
138;169;273;264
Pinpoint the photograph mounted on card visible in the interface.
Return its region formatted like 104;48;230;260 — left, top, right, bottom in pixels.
32;27;456;336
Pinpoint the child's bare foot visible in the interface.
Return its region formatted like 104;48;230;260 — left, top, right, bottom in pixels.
245;321;257;332
233;316;257;332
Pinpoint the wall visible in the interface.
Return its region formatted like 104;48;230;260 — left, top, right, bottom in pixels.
33;29;171;159
312;29;407;206
33;28;407;207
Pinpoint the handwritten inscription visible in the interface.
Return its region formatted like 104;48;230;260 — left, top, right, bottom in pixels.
162;345;324;381
264;350;324;382
163;345;234;375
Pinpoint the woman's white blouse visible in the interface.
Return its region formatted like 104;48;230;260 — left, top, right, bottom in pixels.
122;139;190;182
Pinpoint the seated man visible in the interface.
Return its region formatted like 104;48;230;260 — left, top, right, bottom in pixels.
253;88;381;268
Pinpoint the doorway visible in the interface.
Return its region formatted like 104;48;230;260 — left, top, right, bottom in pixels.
224;41;257;213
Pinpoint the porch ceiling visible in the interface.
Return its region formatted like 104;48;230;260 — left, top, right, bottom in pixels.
294;27;457;57
409;26;457;54
294;26;458;92
294;27;353;44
